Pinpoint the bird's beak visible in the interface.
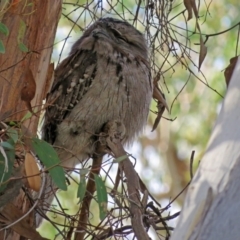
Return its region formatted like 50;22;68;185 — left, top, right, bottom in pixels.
91;29;109;39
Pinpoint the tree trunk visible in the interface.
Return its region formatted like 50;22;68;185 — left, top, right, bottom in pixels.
171;57;240;240
0;1;61;239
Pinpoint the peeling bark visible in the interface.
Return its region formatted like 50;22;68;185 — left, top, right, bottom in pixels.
172;57;240;240
0;1;61;239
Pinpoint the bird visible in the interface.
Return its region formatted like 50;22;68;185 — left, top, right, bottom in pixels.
42;17;162;170
38;17;169;227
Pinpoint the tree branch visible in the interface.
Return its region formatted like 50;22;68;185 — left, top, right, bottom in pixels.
104;121;150;240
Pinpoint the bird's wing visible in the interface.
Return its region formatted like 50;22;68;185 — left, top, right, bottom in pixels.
43;50;97;143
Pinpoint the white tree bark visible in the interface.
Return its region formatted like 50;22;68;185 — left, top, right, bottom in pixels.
171;57;240;240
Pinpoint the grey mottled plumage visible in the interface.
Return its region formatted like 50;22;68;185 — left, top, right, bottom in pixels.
43;18;153;168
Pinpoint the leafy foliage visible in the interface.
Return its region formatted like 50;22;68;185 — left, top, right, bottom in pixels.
17;19;28;52
94;174;108;220
77;170;87;201
0;22;9;36
38;0;240;239
0;40;5;53
0;22;8;54
0;139;15;192
31;138;67;191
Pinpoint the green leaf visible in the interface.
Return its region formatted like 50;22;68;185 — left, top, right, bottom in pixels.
6;128;18;143
17;20;28;52
18;20;26;43
9;121;17;126
18;42;28;52
80;168;89;175
77;169;89;201
94;174;108;220
31;138;67;190
0;22;9;36
1;141;14;150
0;40;5;54
0;139;15;193
112;155;128;163
21;111;32;122
77;176;86;202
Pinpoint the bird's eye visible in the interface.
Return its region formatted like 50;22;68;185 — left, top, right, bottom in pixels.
111;28;127;42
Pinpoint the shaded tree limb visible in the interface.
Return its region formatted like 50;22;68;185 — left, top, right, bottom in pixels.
74;154;103;240
104;121;150;240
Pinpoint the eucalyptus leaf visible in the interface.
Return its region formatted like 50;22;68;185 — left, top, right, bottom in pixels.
18;42;28;52
0;139;15;193
94;174;108;220
31;138;67;190
6;128;18;143
77;176;86;202
21;111;32;122
1;141;14;150
0;22;9;36
0;40;5;54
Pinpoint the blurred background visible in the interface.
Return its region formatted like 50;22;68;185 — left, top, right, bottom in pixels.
39;0;240;238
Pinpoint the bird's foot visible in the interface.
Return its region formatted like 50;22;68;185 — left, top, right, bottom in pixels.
98;120;126;154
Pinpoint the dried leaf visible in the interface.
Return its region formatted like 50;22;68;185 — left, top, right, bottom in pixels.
184;0;199;21
183;1;206;70
152;102;166;132
224;56;238;87
190;0;199;18
20;68;36;114
184;0;193;20
195;20;207;70
25;152;41;192
20;68;36;102
198;35;207;70
152;81;168;131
